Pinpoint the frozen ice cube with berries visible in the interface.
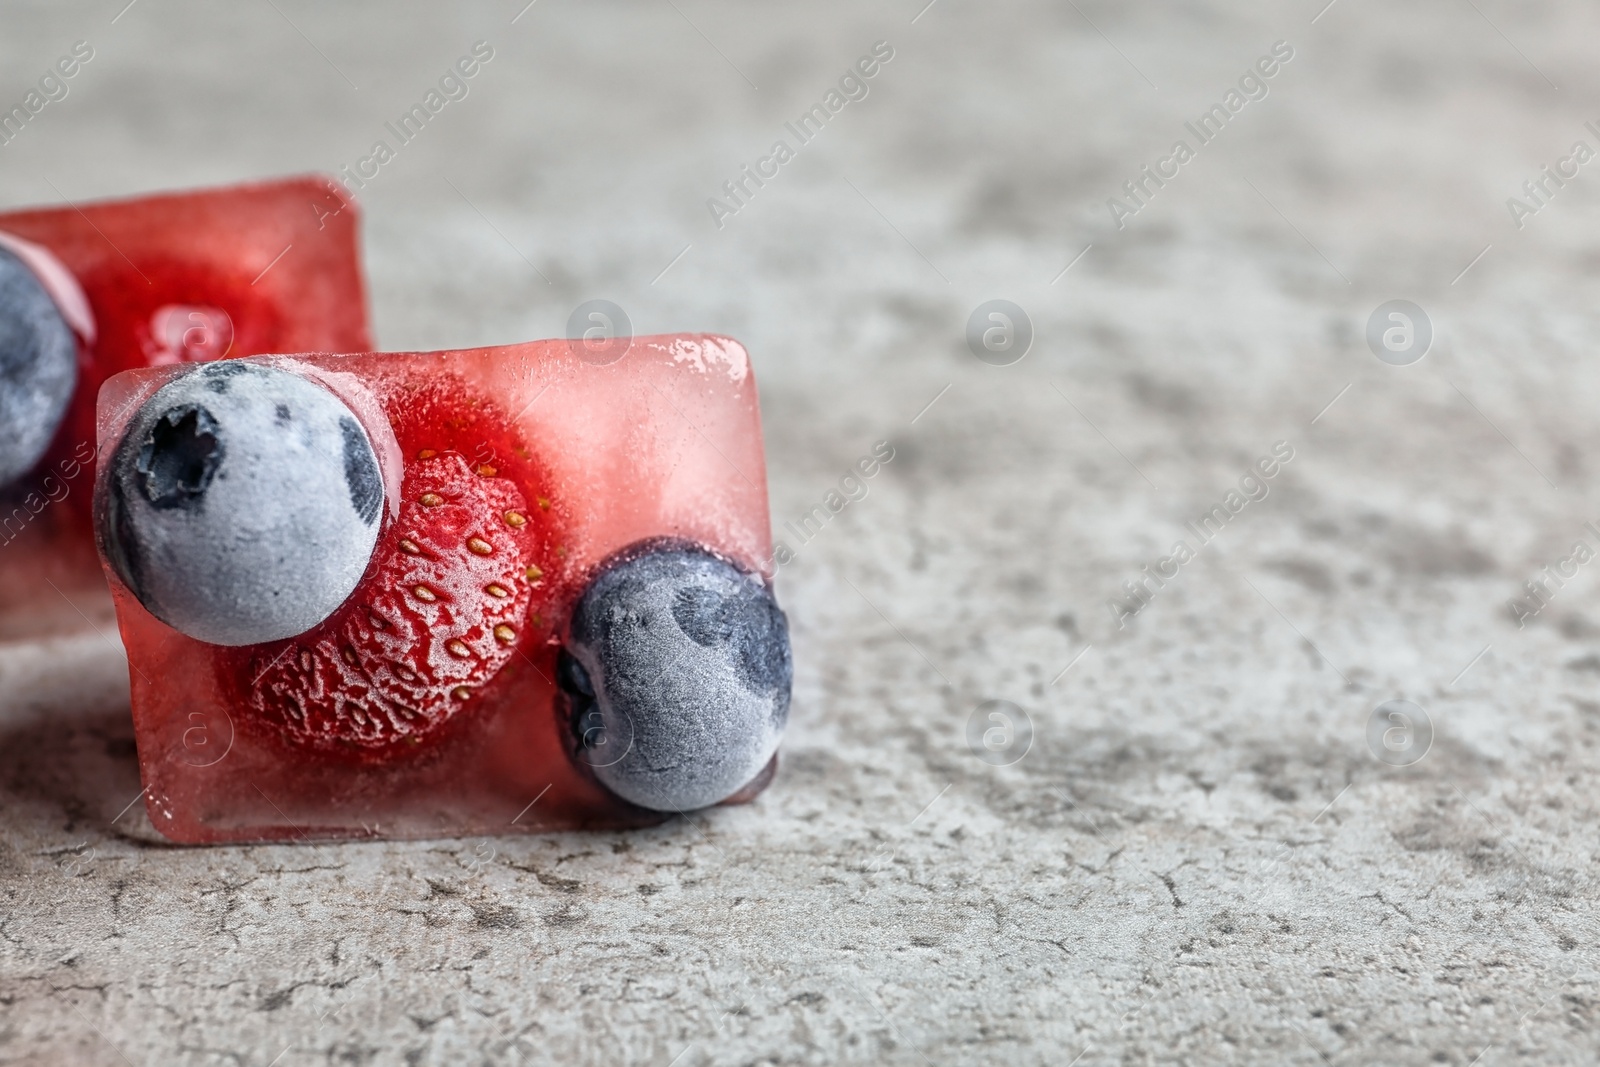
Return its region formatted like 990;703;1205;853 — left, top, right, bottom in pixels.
94;334;789;842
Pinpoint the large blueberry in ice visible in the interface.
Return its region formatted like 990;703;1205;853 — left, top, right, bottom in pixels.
101;362;384;646
562;541;791;812
0;246;77;490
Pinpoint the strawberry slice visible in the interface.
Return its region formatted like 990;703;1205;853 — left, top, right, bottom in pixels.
234;453;538;757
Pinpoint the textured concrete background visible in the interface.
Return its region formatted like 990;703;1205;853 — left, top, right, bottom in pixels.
4;0;1600;1063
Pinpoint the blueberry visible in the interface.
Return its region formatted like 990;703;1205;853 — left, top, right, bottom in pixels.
0;246;77;490
101;362;383;646
562;541;791;812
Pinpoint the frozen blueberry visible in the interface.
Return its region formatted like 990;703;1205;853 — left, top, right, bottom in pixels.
562;541;791;812
0;246;77;490
101;362;384;646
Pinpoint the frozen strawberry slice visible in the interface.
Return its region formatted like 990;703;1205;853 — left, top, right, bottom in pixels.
0;176;369;641
238;455;537;757
96;336;783;843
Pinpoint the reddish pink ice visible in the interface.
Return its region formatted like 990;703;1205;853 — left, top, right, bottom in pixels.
0;176;369;641
95;335;775;842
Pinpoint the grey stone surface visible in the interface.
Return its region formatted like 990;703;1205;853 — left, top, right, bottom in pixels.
3;1;1600;1064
